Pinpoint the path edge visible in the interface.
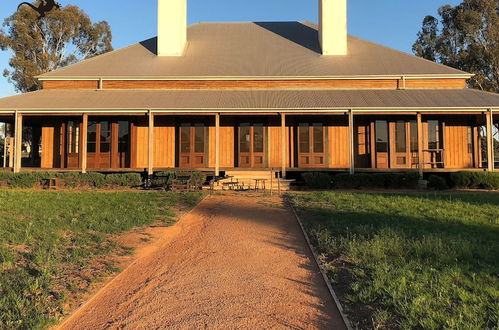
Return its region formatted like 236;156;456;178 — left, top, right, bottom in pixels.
56;194;210;329
286;199;353;330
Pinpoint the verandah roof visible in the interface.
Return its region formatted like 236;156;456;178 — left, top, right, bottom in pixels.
0;88;498;113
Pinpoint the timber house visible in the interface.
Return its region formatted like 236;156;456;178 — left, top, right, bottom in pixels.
0;0;498;180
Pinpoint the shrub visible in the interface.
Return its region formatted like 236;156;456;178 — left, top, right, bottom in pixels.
8;173;40;188
151;171;175;188
427;175;449;190
0;172;143;189
450;171;499;190
301;172;333;189
333;172;419;190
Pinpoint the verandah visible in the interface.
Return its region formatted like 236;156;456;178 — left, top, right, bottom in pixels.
1;111;497;176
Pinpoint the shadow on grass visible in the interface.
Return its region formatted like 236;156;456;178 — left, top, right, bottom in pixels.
289;192;499;329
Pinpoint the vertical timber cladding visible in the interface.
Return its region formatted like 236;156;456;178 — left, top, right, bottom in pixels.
209;116;234;168
443;115;477;169
134;116;175;168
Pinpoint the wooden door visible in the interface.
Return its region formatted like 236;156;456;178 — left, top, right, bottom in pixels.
180;124;206;168
389;121;414;169
239;123;265;168
87;121;111;169
374;120;389;168
298;123;325;168
65;120;81;169
112;121;130;168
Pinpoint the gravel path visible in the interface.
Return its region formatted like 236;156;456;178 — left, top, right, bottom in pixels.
59;195;345;329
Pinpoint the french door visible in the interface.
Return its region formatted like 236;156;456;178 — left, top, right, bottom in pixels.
373;120;418;169
87;120;130;169
180;124;206;168
298;123;325;168
64;120;81;169
239;123;265;168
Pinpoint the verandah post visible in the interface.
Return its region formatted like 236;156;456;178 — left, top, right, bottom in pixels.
281;112;286;177
81;113;88;173
417;112;424;178
348;109;354;175
14;111;22;173
486;109;494;171
215;113;220;177
148;110;154;177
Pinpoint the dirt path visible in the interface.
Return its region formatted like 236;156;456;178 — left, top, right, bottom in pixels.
59;195;345;329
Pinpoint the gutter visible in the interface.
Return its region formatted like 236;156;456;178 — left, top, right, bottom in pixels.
35;74;474;81
1;107;498;115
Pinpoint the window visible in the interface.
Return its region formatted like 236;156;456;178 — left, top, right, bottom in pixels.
194;124;204;153
253;124;264;153
99;121;111;153
299;124;310;153
180;125;190;153
118;121;129;153
313;124;324;153
428;120;440;150
467;126;473;154
410;120;418;152
240;124;250;153
67;121;80;154
395;121;406;153
87;121;97;153
375;120;388;153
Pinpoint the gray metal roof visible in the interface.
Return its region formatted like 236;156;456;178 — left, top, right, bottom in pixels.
37;22;470;80
0;89;498;113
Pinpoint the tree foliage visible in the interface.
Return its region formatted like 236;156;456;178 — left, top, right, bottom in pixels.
0;3;112;93
413;0;499;92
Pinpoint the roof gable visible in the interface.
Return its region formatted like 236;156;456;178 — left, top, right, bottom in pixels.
38;22;470;79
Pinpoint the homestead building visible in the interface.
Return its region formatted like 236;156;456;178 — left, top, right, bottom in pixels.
0;0;498;180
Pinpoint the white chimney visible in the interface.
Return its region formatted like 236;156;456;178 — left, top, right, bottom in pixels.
157;0;187;56
319;0;348;55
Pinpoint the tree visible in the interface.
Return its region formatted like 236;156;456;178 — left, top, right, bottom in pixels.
0;2;112;93
413;0;499;92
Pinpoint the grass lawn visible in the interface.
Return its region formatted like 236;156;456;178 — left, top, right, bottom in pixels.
289;191;499;329
0;190;204;329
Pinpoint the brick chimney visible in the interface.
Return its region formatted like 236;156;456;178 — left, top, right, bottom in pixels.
157;0;187;56
319;0;348;55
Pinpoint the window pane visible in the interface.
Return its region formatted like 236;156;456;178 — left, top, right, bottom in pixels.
240;125;250;153
194;126;204;153
396;121;406;153
428;120;440;150
299;124;310;153
100;143;110;153
87;142;96;153
410;120;418;152
100;121;109;132
180;126;190;153
253;126;264;153
88;122;97;143
313;124;324;153
375;120;388;153
467;126;473;154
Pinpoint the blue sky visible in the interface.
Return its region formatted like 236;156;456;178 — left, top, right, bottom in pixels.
0;0;461;98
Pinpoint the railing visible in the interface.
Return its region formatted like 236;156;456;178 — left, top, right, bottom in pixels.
423;149;445;168
411;149;445;169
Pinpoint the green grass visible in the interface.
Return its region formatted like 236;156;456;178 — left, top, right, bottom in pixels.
0;190;204;329
289;192;499;329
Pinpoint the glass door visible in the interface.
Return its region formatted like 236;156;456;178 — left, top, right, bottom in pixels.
180;123;206;168
298;123;325;168
87;121;112;169
375;120;389;168
239;123;265;168
65;120;81;169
